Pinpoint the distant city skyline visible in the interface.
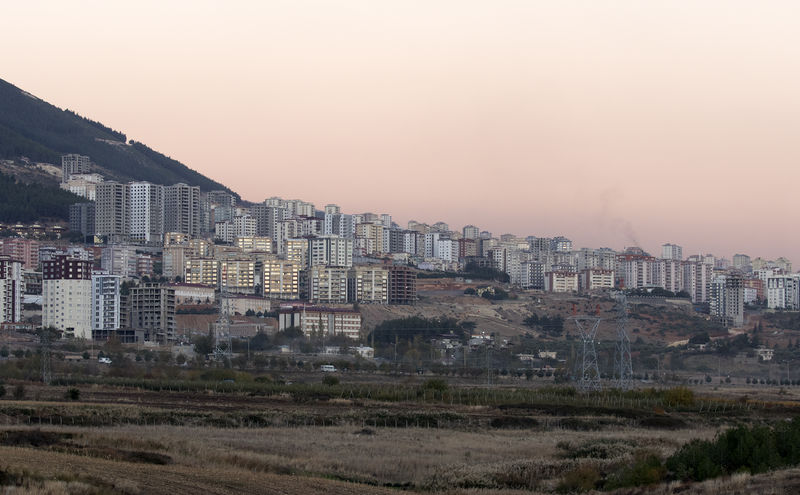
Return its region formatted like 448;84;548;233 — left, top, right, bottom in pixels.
5;1;800;263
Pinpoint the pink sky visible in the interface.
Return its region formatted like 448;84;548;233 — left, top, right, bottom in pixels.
4;1;800;264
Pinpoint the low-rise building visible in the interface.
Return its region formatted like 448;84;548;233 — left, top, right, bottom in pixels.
545;271;578;293
168;283;216;305
579;268;614;292
278;303;362;340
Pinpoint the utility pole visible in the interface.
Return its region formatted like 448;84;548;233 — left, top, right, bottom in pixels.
486;345;491;386
394;334;398;373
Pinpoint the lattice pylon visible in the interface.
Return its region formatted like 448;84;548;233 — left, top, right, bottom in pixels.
214;291;233;365
613;293;634;390
573;317;602;392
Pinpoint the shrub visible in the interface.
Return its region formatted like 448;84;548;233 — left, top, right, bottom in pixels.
666;420;800;482
12;384;25;400
663;386;695;406
605;451;666;489
0;385;5;398
557;464;601;493
421;378;448;392
65;388;80;401
322;375;339;386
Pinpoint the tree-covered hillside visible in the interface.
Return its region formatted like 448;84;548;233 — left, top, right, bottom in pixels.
0;78;236;196
0;172;82;222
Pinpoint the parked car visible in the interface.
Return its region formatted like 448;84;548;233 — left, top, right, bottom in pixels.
98;357;112;364
320;364;337;372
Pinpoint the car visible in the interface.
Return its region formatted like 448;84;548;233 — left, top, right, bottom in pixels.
320;364;337;372
98;357;112;364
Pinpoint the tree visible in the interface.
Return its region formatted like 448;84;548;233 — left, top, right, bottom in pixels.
175;354;187;366
13;384;25;399
193;332;215;356
689;332;710;345
281;326;304;340
0;346;8;357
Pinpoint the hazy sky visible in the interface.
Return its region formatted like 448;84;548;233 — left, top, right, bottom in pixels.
4;1;800;264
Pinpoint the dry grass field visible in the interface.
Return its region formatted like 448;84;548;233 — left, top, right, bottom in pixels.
0;377;799;494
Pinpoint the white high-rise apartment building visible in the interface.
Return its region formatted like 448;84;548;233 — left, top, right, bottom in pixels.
233;215;256;238
0;256;22;323
309;236;353;267
95;181;128;238
43;255;92;339
462;225;480;240
127;182;164;242
91;272;121;335
164;183;202;237
661;243;683;261
682;258;714;303
663;259;683;293
733;254;751;272
767;275;800;310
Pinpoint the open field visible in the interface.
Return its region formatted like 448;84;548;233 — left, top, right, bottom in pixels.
1;375;800;494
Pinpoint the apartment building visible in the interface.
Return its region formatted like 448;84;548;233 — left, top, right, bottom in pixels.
579;268;615;293
355;222;384;255
1;238;39;269
309;236;353;267
261;259;300;299
0;256;22;323
164;183;202;237
767;275;800;310
126;283;176;343
184;258;219;287
69;203;96;237
387;264;416;304
127;182;164;242
235;236;272;253
302;266;349;304
60;173;103;200
545;271;579;293
710;274;744;327
91;272;121;339
95;181;128;239
682;258;715;303
42;255;93;338
219;259;256;294
61;154;91;182
347;265;389;304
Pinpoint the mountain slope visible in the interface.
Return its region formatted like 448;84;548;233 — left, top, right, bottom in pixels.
0;78;236;195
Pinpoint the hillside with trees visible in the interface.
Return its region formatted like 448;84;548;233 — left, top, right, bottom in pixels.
0;172;82;223
0;78;236;196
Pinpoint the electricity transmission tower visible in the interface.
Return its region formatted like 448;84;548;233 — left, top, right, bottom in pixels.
40;328;52;385
573;316;602;392
613;292;634;390
214;291;233;366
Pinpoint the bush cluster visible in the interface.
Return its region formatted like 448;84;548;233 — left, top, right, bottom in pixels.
667;418;800;481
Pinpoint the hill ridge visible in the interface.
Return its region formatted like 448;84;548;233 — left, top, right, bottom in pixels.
0;77;237;196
